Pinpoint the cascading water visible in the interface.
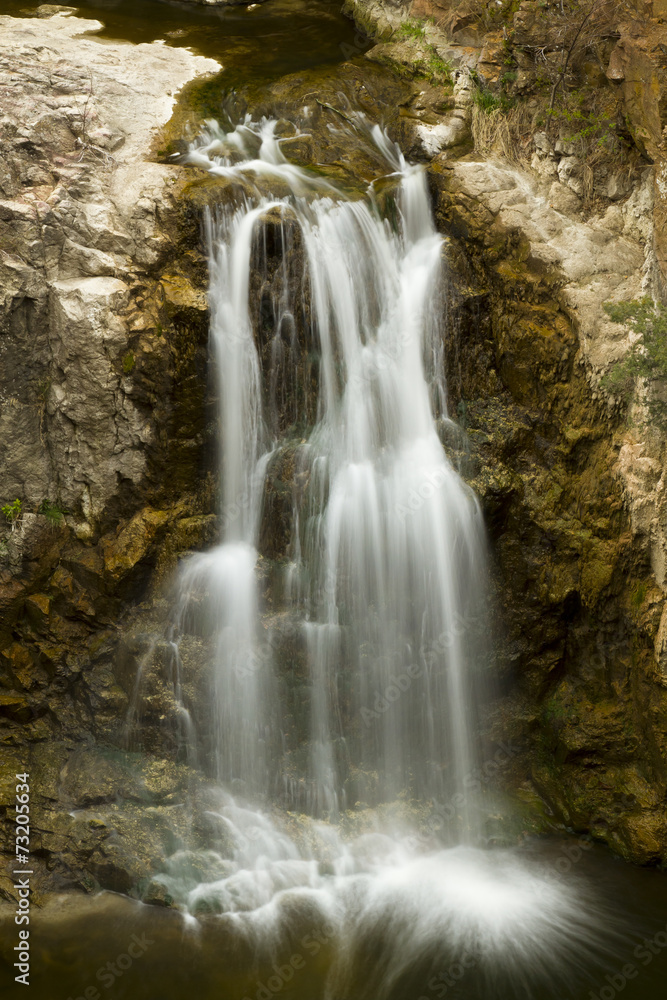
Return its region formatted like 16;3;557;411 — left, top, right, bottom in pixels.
159;114;617;999
179;118;486;825
294;176;485;824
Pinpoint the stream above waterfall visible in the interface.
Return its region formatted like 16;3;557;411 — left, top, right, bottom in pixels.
5;0;369;82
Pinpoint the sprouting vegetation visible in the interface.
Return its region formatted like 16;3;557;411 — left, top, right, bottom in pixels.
392;17;453;84
39;499;67;527
36;376;51;401
2;498;23;528
546;94;622;154
122;352;136;374
472;84;514;115
420;50;453;85
396;18;427;41
601;299;667;432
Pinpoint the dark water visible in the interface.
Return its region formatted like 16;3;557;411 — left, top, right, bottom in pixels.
0;841;667;1000
2;0;370;85
2;4;667;1000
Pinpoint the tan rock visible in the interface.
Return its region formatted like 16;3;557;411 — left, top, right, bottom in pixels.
0;11;218;525
101;508;171;581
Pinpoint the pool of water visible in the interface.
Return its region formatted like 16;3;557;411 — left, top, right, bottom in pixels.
3;0;370;85
1;839;666;1000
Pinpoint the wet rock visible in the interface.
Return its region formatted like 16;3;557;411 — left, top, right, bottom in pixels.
59;748;143;807
249;205;318;436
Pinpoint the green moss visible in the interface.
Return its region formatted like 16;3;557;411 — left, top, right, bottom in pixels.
544;696;568;723
122;352;135;374
631;581;647;609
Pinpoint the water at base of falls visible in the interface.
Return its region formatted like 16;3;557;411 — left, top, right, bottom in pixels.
157;113;617;998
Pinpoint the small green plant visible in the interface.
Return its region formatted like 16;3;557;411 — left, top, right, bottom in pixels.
2;498;23;529
39;499;66;527
601;298;667;431
396;18;427;40
422;50;453;84
36;376;51;401
472;87;500;113
122;352;135;374
547;102;618;151
472;85;514;114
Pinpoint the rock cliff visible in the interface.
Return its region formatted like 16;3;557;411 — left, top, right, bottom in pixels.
0;9;221;900
2;0;667;908
342;0;667;861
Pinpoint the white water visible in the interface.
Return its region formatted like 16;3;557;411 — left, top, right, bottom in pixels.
161;115;609;997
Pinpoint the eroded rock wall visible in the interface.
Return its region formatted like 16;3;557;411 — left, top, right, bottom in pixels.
0;11;224;899
344;0;667;861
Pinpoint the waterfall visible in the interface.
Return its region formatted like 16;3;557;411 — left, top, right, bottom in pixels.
178;117;486;832
159;115;612;1000
293;180;485;825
